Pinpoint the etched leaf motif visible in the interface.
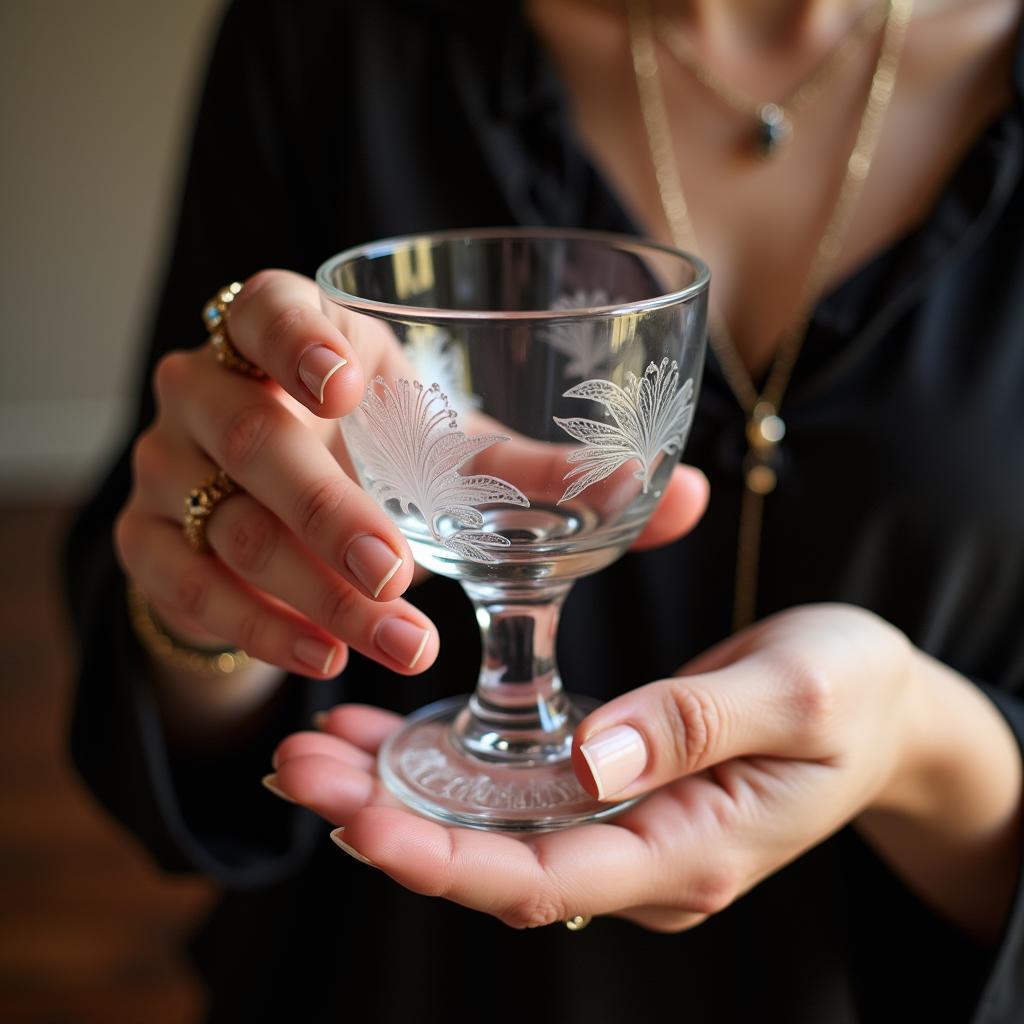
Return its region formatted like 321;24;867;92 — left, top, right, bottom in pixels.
544;288;626;380
352;377;529;562
553;358;694;504
405;324;480;409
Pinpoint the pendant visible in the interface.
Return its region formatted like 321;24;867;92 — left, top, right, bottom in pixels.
756;103;792;157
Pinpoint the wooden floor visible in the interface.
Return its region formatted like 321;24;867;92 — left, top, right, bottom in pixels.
0;506;215;1024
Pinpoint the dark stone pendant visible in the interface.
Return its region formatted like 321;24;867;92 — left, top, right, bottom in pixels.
756;103;792;157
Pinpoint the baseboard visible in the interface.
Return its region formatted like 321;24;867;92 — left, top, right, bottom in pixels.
0;398;129;505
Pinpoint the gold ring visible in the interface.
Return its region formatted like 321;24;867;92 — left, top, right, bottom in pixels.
202;281;266;379
565;915;592;932
184;469;241;552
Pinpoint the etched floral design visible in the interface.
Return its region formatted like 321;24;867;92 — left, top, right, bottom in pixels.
544;288;626;380
405;324;480;410
400;744;588;809
553;358;694;504
352;377;529;562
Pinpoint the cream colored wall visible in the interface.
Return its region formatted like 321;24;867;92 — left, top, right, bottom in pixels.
0;0;224;501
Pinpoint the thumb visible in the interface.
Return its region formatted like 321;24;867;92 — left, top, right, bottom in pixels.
572;656;822;801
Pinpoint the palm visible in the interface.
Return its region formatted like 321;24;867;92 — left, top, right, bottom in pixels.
272;704;833;932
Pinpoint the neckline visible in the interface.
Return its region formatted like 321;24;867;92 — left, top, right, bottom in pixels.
497;0;1024;400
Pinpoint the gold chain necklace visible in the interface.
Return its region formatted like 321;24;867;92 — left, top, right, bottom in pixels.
628;0;913;630
654;1;890;156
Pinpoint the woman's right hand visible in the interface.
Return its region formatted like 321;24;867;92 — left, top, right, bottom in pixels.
115;269;440;680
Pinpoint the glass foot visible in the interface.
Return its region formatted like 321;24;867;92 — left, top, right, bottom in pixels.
378;694;639;832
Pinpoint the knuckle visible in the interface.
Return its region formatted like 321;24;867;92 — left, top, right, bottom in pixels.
234;610;265;653
499;890;568;931
175;570;211;618
152;350;190;405
130;429;163;487
263;304;311;355
686;865;739;917
784;655;837;741
220;504;278;574
318;582;361;634
221;404;272;471
240;268;281;302
661;683;721;774
293;476;351;546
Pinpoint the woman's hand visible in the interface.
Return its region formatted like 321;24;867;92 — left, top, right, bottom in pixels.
115;268;708;680
268;604;1021;939
115;269;440;678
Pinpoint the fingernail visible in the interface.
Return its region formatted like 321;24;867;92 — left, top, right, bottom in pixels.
345;534;403;597
376;618;430;668
298;345;347;403
330;827;376;866
579;724;648;800
312;710;330;730
294;636;336;674
262;773;296;803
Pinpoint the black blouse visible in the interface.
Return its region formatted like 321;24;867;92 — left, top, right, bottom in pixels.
67;2;1024;1021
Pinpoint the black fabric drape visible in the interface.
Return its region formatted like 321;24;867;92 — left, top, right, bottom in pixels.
66;2;1024;1020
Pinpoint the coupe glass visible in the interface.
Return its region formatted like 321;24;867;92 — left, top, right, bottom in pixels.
318;229;708;832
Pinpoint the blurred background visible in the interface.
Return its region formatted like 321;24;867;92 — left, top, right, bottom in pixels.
1;2;226;1020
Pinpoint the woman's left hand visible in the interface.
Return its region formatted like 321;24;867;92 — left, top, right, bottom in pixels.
266;603;950;931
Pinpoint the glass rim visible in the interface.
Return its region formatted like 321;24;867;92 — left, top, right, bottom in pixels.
316;226;710;322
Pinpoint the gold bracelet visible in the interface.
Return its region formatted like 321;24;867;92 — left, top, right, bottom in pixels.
125;581;250;676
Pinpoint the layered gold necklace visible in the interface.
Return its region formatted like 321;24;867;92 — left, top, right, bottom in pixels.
627;0;914;630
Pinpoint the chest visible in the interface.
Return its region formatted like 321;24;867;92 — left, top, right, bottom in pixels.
528;0;1018;383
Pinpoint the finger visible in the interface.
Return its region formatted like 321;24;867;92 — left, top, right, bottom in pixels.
157;350;415;602
572;649;839;802
204;490;437;674
269;754;399;824
227;270;363;417
629;465;708;551
134;419;436;669
116;510;345;677
336;807;659;928
271;730;375;773
315;704;404;754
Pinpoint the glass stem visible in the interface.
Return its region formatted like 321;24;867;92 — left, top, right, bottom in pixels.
452;581;578;765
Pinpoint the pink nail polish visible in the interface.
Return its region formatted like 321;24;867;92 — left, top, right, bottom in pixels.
345;534;403;597
298;345;347;403
294;636;336;674
579;724;648;800
376;618;430;668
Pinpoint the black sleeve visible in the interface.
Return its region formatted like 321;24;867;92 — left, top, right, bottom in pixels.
970;683;1024;1024
64;0;343;887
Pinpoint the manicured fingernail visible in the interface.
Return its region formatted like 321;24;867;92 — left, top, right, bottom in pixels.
262;773;296;803
312;710;330;730
330;827;376;866
294;636;336;674
579;724;648;800
298;345;347;403
376;618;430;668
345;534;403;597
